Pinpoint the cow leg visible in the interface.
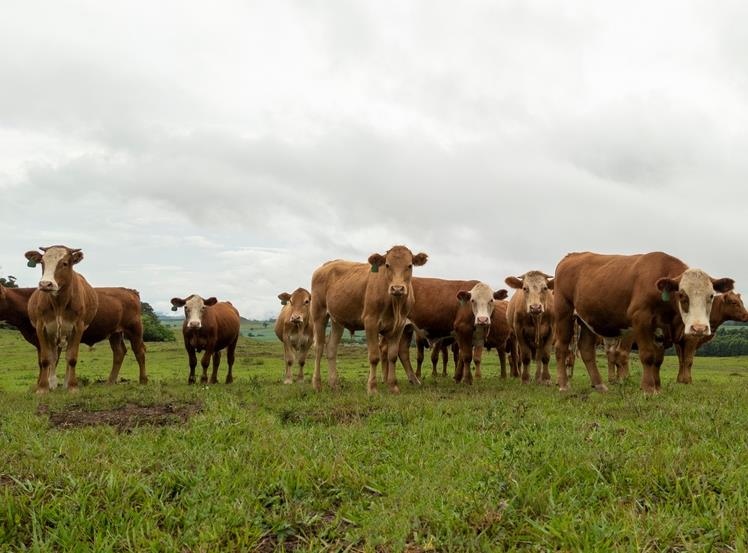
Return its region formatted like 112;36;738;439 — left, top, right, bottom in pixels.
518;338;532;384
225;339;237;384
36;329;54;394
430;343;440;378
455;334;473;385
578;326;607;392
635;324;660;394
509;337;520;378
397;335;421;386
498;347;507;379
379;338;389;384
441;343;449;376
365;325;382;394
210;350;221;384
604;340;618;383
187;346;198;384
677;337;697;384
63;325;84;392
540;335;553;384
618;349;631;380
474;344;483;379
127;326;148;385
326;321;344;389
385;335;401;394
554;298;575;391
295;343;309;383
533;345;543;383
312;313;329;392
416;338;425;379
107;333;127;385
283;341;295;384
200;350;211;384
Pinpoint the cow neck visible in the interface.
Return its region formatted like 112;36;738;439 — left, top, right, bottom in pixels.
531;312;542;345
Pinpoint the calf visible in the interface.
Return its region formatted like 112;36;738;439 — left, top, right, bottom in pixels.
170;295;240;384
274;288;313;384
453;282;508;384
0;285;148;384
553;251;734;394
505;271;555;384
25;245;99;393
311;245;428;394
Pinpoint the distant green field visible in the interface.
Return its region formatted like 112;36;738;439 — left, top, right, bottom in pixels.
2;328;748;551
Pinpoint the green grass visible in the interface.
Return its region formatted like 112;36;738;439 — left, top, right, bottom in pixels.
2;328;748;551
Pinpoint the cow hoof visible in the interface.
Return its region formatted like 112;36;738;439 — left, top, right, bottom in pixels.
367;383;378;395
558;385;570;392
329;379;340;390
68;387;79;394
139;378;148;385
312;378;321;391
283;379;293;385
200;377;208;384
225;377;233;384
35;387;49;395
389;385;400;394
209;378;218;385
408;377;422;386
594;384;608;393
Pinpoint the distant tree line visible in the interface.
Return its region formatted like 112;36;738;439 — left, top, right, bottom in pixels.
140;302;176;342
695;327;748;357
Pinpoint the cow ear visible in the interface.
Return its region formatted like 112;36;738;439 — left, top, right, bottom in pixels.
25;251;43;267
712;277;735;294
493;289;508;301
546;278;554;290
412;252;428;266
656;277;679;293
278;292;291;305
505;276;523;289
170;297;186;311
70;251;84;265
204;297;218;306
456;290;471;303
368;253;386;270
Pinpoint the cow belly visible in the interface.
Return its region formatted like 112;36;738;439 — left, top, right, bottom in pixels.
574;311;628;338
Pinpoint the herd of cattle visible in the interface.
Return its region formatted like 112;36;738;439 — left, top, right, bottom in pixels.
1;245;745;396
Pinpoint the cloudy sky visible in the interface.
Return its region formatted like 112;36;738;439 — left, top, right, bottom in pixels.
2;1;748;319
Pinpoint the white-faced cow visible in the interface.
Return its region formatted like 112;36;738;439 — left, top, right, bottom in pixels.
274;288;313;384
310;245;428;394
170;295;241;384
24;245;99;393
505;271;555;384
553;251;734;394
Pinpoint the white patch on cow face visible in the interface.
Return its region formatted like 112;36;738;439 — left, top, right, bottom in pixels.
521;273;552;315
39;247;68;292
469;282;495;326
184;295;207;329
678;269;715;336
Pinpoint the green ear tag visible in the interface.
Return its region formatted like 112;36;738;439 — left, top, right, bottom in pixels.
661;290;670;302
27;260;37;268
459;299;465;306
370;264;379;273
171;305;178;312
281;300;288;305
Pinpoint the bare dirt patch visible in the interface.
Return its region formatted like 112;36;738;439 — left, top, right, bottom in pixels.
38;402;203;431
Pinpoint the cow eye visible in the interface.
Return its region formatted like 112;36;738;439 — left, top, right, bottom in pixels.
385;263;390;269
304;299;310;304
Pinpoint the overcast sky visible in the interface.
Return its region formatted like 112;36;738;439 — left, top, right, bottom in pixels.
2;1;748;319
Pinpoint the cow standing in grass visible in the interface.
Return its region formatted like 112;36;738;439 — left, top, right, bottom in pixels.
170;295;240;384
25;246;99;393
274;288;313;384
311;245;428;394
452;282;508;384
553;251;734;394
475;299;513;379
505;271;555;385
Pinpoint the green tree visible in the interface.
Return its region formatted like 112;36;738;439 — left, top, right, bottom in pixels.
141;302;176;342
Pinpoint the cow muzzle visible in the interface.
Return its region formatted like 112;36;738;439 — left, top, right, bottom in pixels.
289;315;303;325
38;280;58;292
187;321;202;329
688;323;709;336
389;285;406;297
476;316;490;326
529;304;543;315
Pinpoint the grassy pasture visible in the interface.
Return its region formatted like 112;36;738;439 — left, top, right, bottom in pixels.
2;329;748;551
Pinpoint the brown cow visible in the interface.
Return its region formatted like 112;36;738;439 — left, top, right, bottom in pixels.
554;251;734;394
274;288;313;384
310;245;428;394
603;334;635;382
170;295;240;384
25;245;99;393
453;282;508;384
505;271;555;384
0;285;148;384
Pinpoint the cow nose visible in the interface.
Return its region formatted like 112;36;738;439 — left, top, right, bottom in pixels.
188;321;201;329
477;316;489;325
290;315;302;323
390;285;406;296
39;280;56;291
529;304;542;314
689;324;708;336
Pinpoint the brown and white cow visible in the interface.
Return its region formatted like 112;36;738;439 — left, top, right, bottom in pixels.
170;295;241;384
477;299;513;379
0;285;148;384
274;288;313;384
554;251;734;394
25;245;99;393
310;245;428;394
505;271;555;384
453;283;508;383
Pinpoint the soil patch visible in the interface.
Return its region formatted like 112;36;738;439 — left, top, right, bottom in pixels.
39;402;203;431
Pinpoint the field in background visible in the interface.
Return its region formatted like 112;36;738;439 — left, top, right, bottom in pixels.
2;328;748;550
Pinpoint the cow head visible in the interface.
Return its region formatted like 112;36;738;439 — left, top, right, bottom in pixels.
24;245;84;293
718;291;748;323
278;288;311;326
457;283;508;327
368;245;428;297
656;269;734;336
170;294;218;329
505;271;554;315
